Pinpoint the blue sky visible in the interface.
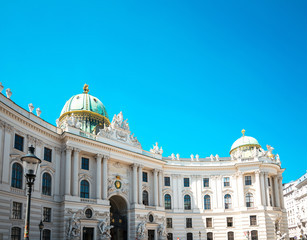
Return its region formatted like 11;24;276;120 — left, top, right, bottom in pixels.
1;0;306;183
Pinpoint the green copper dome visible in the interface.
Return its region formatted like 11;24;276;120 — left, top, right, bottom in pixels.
59;84;110;133
230;129;261;154
60;93;108;118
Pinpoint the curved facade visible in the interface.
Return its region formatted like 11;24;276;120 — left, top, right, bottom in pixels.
0;83;288;240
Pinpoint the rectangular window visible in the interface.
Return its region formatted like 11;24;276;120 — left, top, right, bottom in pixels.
14;134;24;152
12;202;22;219
164;176;170;186
186;218;192;228
206;218;212;228
43;207;51;222
166;218;172;228
250;215;257;226
245;176;252;185
203;178;209;187
81;157;89;170
224;177;230;187
143;172;148;182
44;147;52;162
227;217;233;227
184;178;190;187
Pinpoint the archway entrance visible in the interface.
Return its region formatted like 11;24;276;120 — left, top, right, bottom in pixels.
109;195;128;240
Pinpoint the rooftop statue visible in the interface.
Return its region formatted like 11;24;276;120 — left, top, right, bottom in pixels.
150;142;163;154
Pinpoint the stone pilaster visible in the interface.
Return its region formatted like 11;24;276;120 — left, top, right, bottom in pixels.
138;165;143;204
273;176;280;207
96;154;102;200
255;170;262;206
65;146;73;195
2;124;13;184
102;155;109;200
158;170;163;207
72;148;81;196
54;147;61;196
153;169;158;206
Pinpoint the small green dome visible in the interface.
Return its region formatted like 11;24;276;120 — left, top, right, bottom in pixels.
230;129;261;153
60;93;108;118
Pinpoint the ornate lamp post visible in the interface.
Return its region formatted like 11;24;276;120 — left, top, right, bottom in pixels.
21;146;41;240
39;220;44;240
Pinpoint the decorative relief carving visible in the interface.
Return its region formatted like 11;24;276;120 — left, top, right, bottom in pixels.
108;175;129;197
97;111;141;148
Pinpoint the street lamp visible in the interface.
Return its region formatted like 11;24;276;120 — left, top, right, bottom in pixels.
21;146;41;240
39;220;44;240
199;231;201;240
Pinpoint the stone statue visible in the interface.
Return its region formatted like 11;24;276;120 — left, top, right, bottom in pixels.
98;219;114;239
157;223;167;237
275;154;280;164
210;154;214;161
150;142;163;154
176;153;180;160
252;147;259;158
276;231;287;240
266;145;275;159
56;119;60;127
137;221;146;240
66;114;81;129
195;154;199;161
0;82;3;93
170;153;175;160
36;108;41;117
67;213;81;239
28;103;34;113
215;154;219;161
5;88;12;99
190;154;194;161
111;112;130;131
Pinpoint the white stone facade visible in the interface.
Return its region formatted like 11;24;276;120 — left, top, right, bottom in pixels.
283;172;307;239
0;85;288;240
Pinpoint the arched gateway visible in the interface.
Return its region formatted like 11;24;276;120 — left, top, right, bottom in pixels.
109;195;128;240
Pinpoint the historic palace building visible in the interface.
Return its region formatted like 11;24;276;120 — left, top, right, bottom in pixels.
0;83;288;240
283;172;307;239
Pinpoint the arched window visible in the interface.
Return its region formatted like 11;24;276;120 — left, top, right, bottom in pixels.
167;233;173;240
187;233;193;240
42;229;51;240
204;195;211;210
207;232;213;240
224;194;232;209
251;230;258;240
80;180;89;198
184;195;191;210
143;190;149;205
11;227;21;240
42;173;52;196
228;231;234;240
164;194;171;209
11;163;23;189
246;193;254;207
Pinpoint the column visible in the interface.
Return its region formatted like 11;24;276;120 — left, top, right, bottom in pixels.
255;170;262;206
196;176;202;209
131;164;138;204
260;172;266;206
102;155;109;200
278;176;285;209
1;123;12;184
0;120;5;182
264;172;270;206
237;172;244;208
153;169;158;206
274;176;280;207
172;175;178;209
211;176;218;209
96;154;102;199
232;174;238;208
34;140;43;191
65;146;73;195
217;176;223;208
177;175;183;209
54;147;61;196
72;148;80;196
158;170;163;207
138;165;143;204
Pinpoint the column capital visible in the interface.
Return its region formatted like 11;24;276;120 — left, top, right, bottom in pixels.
0;119;5;129
73;148;81;153
96;153;103;159
103;155;110;161
138;164;144;169
255;170;261;175
152;169;159;174
4;123;13;132
36;139;43;147
130;163;138;169
65;146;73;152
54;147;62;154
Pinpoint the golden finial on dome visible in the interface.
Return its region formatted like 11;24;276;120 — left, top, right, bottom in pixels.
242;129;245;136
83;84;89;94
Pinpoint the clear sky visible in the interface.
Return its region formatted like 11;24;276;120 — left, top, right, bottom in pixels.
1;0;306;183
